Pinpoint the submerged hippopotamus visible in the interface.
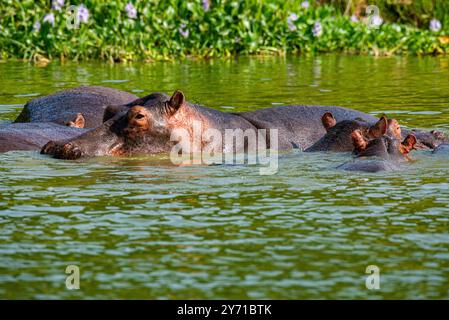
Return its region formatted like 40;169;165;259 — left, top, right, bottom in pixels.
15;86;138;128
41;91;258;159
41;90;382;159
305;111;446;152
338;129;417;172
305;113;399;152
0;122;87;153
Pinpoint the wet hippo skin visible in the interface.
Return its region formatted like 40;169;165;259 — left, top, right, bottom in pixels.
0;123;87;153
235;105;377;150
14;86;139;128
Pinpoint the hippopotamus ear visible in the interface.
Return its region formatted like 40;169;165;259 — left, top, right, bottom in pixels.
322;112;336;131
431;130;446;141
401;134;417;154
369;115;388;138
351;129;368;152
66;113;85;128
167;90;185;115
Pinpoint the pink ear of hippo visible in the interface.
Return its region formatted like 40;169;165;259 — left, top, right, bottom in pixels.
167;90;186;115
369;115;388;138
322;112;337;131
401;134;417;154
66;113;85;128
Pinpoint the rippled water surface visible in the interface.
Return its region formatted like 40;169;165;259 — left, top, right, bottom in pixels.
1;55;449;299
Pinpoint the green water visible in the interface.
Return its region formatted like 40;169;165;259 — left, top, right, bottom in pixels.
1;55;449;299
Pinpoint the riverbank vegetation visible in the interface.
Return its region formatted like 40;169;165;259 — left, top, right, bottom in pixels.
0;0;448;62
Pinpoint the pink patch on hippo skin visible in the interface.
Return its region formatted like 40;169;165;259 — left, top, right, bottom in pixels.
387;119;402;140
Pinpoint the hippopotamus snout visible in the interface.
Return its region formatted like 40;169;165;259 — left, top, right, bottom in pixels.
41;140;84;160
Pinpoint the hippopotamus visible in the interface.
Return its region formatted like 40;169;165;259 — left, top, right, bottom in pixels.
305;114;398;152
39;89;440;161
410;129;448;149
41;91;259;159
337;129;417;172
14;86;139;128
41;90;389;159
305;111;446;152
0;122;87;153
235;105;376;150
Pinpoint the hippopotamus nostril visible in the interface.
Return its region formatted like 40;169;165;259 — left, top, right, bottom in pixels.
41;140;58;155
48;142;83;160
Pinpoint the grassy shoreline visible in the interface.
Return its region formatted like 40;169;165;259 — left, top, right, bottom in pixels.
1;1;448;63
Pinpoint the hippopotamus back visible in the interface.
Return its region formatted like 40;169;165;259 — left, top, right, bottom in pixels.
236;105;377;150
0;122;87;153
14;86;139;128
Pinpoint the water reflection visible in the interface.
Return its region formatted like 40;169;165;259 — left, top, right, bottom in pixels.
1;55;449;299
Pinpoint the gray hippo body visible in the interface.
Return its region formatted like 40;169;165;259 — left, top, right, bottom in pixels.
0;123;87;153
236;105;376;150
432;143;449;154
15;86;139;128
338;159;399;172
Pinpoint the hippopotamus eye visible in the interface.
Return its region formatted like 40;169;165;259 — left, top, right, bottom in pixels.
135;113;145;120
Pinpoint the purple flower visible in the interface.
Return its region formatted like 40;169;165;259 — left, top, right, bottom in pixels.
287;13;298;31
288;13;298;22
312;21;322;37
430;19;442;32
301;1;310;9
370;15;383;28
125;3;137;19
77;4;89;24
33;21;41;32
179;24;189;38
43;13;55;26
350;15;358;22
52;0;64;11
202;0;210;12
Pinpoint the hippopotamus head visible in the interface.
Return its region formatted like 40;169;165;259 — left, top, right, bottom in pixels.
101;92;170;123
351;129;417;161
337;130;417;173
305;112;400;152
405;128;448;149
41;91;183;159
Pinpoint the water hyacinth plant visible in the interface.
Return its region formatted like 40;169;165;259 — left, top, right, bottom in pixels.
52;0;64;12
125;2;137;19
42;12;55;26
76;4;89;24
430;19;442;32
0;0;447;62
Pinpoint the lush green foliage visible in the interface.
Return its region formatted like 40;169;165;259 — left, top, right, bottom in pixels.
0;0;448;62
322;0;449;29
